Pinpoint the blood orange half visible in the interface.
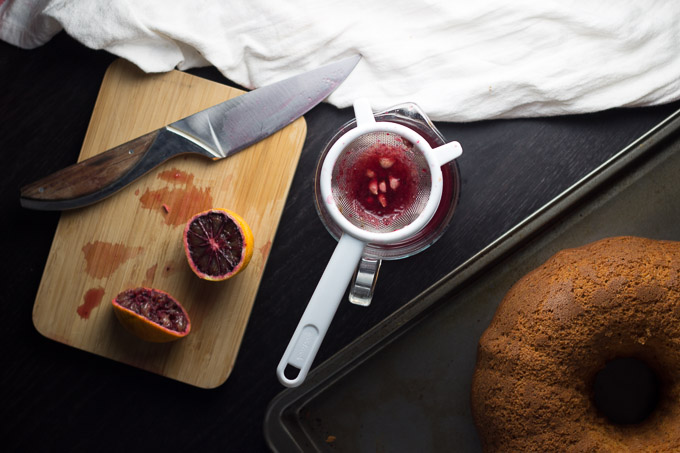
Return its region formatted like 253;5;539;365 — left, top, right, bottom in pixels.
112;287;190;342
183;208;254;281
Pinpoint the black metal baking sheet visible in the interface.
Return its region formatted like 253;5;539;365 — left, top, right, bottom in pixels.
264;108;680;452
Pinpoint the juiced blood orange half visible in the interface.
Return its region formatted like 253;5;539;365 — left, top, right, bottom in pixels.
183;208;254;281
112;287;190;343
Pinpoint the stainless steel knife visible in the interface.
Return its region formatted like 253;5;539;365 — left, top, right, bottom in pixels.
20;55;361;210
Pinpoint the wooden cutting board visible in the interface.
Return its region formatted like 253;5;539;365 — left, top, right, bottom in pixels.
32;59;306;388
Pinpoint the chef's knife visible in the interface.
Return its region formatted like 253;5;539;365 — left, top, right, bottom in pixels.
20;55;361;211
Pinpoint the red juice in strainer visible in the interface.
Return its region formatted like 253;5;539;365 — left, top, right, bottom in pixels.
345;142;418;221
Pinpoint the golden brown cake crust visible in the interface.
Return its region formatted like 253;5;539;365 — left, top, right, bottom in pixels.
470;236;680;453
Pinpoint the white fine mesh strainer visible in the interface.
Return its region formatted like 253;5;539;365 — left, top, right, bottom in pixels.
277;99;462;387
330;130;431;233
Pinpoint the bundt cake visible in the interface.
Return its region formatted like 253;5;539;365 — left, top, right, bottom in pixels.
471;236;680;452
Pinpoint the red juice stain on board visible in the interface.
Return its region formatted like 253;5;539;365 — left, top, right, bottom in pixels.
143;263;158;286
81;241;144;279
344;143;418;219
139;168;213;226
258;240;272;271
162;261;176;277
158;168;192;184
77;287;105;319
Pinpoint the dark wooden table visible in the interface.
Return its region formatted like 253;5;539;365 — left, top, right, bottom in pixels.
3;33;679;452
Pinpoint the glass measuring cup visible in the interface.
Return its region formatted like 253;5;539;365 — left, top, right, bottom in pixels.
314;102;461;305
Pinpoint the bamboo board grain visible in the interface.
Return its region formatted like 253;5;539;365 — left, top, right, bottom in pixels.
32;59;307;388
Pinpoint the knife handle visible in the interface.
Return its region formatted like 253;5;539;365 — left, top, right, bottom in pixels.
20;129;171;210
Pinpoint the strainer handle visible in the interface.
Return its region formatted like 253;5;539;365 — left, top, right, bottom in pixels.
277;233;365;387
354;98;376;126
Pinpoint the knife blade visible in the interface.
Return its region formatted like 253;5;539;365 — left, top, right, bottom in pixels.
20;55;361;211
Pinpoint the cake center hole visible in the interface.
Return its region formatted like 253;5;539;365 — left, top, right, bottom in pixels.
593;357;660;425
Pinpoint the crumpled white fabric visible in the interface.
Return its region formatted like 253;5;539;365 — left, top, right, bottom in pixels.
2;0;680;122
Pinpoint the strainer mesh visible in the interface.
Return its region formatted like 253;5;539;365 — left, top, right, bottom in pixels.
331;131;431;233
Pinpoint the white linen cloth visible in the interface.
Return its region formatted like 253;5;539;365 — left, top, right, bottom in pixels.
2;0;679;122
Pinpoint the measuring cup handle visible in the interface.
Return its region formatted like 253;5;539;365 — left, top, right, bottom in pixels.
277;233;366;387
